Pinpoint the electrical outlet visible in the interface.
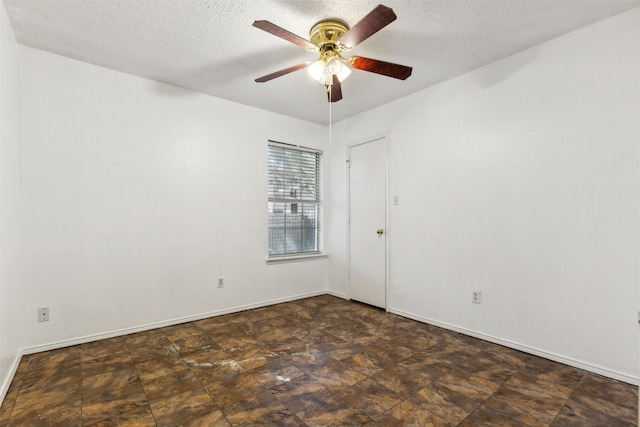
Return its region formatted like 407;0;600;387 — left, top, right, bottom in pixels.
472;290;481;304
38;307;50;322
217;277;224;288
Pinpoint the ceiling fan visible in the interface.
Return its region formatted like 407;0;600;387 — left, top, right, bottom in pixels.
253;4;413;102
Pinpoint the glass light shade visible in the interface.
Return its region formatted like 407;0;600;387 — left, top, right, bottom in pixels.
336;65;351;82
319;69;333;86
307;56;351;85
326;56;343;75
307;60;326;81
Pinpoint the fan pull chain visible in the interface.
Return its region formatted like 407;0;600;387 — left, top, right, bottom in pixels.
329;84;332;149
328;84;333;220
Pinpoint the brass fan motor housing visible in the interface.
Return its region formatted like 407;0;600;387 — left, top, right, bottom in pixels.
309;19;349;49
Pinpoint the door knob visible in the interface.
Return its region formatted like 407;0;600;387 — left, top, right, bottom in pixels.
377;229;384;235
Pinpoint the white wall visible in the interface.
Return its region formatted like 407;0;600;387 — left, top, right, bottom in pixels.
0;3;21;402
15;47;329;353
329;9;640;383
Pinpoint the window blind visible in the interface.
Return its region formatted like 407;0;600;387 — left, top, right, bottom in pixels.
267;142;321;256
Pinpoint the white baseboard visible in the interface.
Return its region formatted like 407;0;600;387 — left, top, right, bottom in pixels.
390;307;639;386
325;289;347;299
0;349;23;404
20;290;328;356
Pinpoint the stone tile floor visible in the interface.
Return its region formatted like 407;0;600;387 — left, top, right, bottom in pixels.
0;295;636;426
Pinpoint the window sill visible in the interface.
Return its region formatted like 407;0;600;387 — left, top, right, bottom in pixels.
266;253;328;264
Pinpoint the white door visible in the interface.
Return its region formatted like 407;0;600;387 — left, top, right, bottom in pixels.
348;137;387;309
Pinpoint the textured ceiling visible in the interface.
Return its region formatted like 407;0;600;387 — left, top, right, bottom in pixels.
4;0;639;125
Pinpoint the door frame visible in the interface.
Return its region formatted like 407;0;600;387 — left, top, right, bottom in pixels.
346;133;390;312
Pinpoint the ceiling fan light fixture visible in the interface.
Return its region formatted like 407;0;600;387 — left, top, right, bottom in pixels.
336;64;351;82
254;5;412;101
326;56;343;75
308;54;351;85
318;67;334;86
307;59;326;81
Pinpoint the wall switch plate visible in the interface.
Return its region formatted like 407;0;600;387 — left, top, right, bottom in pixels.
38;307;50;322
217;277;224;288
393;196;400;205
472;290;481;304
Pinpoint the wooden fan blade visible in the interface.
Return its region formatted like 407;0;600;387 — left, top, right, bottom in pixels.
339;4;396;48
252;20;316;50
348;56;412;80
327;75;343;102
255;63;309;83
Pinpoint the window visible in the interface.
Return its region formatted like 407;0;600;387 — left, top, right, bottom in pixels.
267;141;321;257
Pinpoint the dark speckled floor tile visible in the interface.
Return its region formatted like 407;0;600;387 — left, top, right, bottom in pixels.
19;348;82;395
0;401;13;424
140;368;206;401
212;333;260;352
365;341;414;363
140;366;216;426
162;322;205;341
326;343;369;361
375;399;453;427
202;371;265;408
9;385;82;426
398;351;452;382
434;368;502;402
126;329;172;352
231;345;280;370
480;385;563;426
338;378;404;418
148;388;217;427
84;405;156;426
221;389;291;425
457;405;529;427
0;296;636;426
503;371;573;405
299;395;373;426
19;364;82;395
308;359;368;392
573;372;638;411
186;347;245;382
83;365;139;399
81;377;148;425
268;374;333;420
82;351;137;378
483;345;531;371
172;333;222;355
133;349;189;383
8;398;83;426
1;357;30;420
267;336;309;355
410;383;480;424
340;350;393;377
26;346;82;371
372;363;431;397
250;357;306;388
193;315;232;331
81;336;130;360
550;389;637;427
179;408;232;427
455;352;517;384
284;345;337;372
